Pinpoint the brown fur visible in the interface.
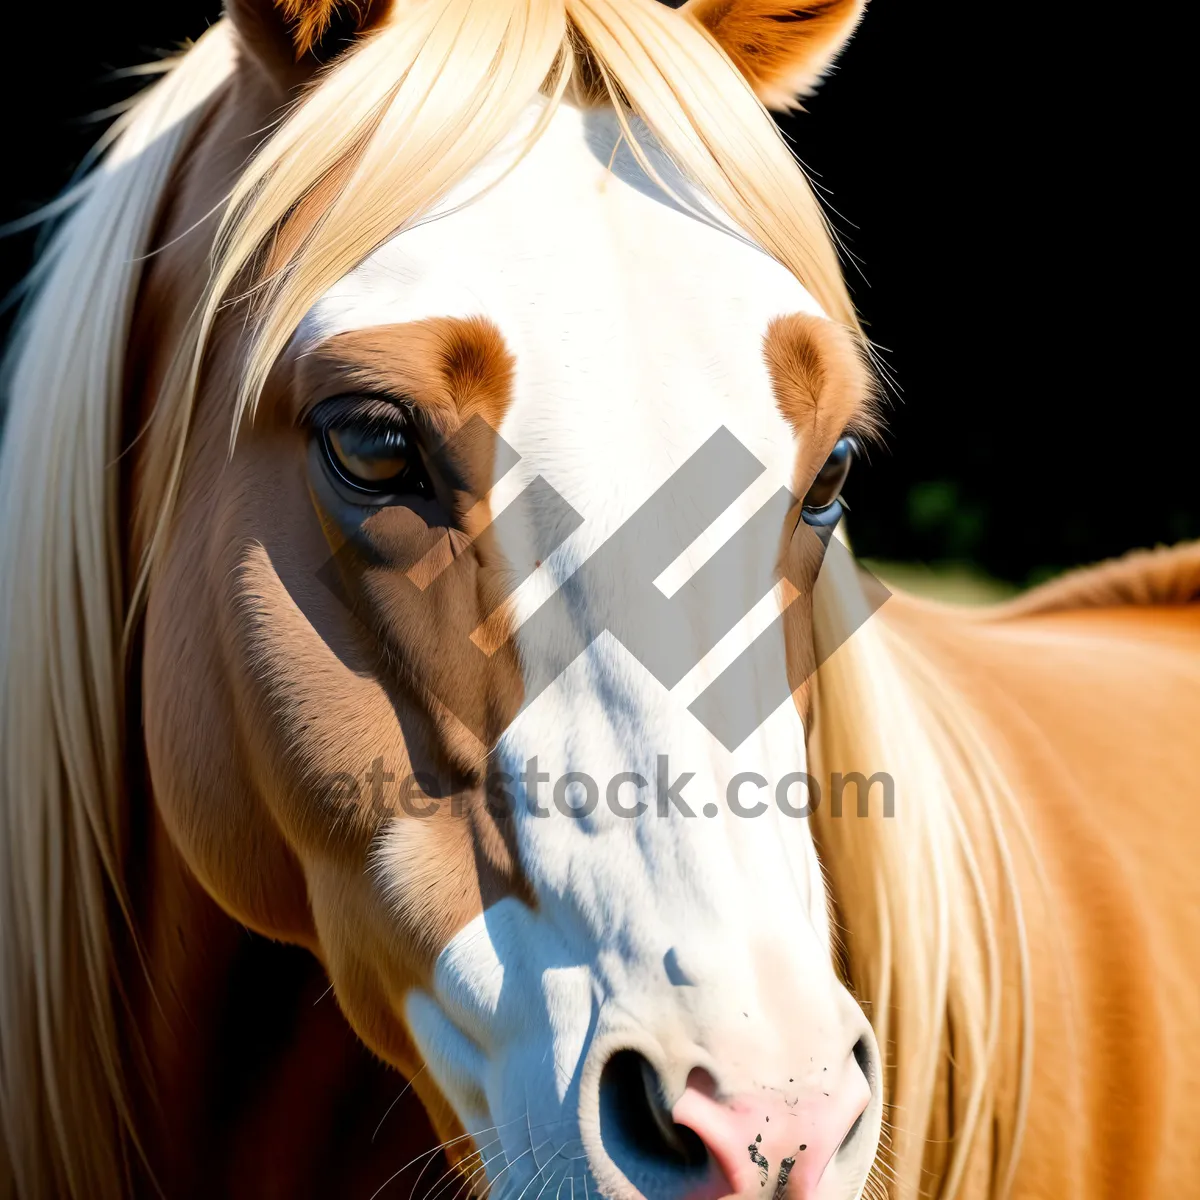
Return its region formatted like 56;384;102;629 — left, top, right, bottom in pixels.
874;594;1200;1196
994;540;1200;616
682;0;866;108
231;0;394;85
120;34;531;1190
276;0;358;55
287;317;519;432
763;312;881;451
764;313;880;729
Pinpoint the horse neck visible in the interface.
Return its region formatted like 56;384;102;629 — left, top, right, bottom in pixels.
121;796;242;1189
121;782;434;1198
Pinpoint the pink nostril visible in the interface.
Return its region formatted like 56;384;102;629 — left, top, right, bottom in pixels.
672;1062;871;1198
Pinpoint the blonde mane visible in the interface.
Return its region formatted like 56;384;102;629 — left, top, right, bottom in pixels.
810;543;1032;1199
0;4;1027;1199
0;25;238;1199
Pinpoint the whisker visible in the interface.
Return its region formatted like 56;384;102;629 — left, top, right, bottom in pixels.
412;1136;499;1200
481;1139;540;1200
373;1063;428;1142
448;1142;508;1200
420;1141;493;1200
368;1119;525;1200
512;1152;555;1200
534;1163;564;1200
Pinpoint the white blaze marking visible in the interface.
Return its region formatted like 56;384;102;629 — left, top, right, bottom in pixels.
310;100;847;1193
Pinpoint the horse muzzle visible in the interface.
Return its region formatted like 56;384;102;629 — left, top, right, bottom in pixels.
580;988;882;1200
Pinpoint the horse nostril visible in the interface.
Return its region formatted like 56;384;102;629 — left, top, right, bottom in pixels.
837;1034;876;1160
598;1050;708;1171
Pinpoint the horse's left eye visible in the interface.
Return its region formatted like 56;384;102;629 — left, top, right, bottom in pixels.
802;436;857;517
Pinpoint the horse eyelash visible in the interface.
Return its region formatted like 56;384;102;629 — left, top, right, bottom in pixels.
304;394;418;436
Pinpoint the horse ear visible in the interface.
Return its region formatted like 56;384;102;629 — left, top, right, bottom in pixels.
680;0;866;110
225;0;390;96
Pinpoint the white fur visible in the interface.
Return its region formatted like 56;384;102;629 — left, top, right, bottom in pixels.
310;102;865;1196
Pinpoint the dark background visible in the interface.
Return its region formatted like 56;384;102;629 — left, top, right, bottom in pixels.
1;2;1190;585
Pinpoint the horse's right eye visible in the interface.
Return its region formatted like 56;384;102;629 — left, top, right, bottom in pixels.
315;398;434;502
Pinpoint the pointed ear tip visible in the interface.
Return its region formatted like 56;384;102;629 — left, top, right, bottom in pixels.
227;0;380;91
756;82;816;112
683;0;867;109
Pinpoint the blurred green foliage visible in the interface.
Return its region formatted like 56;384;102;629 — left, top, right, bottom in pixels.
861;558;1018;605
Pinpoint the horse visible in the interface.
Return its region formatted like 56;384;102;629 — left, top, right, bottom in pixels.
2;1;1198;1197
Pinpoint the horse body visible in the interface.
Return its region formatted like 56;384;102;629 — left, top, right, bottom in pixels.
891;586;1200;1197
2;3;1198;1199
